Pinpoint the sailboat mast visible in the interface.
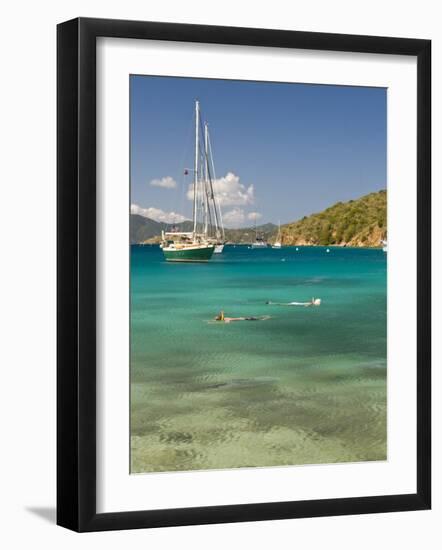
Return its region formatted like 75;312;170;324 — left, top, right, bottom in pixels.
193;100;200;236
207;131;224;240
204;122;209;235
204;123;209;181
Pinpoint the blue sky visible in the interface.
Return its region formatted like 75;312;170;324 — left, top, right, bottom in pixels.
130;75;386;227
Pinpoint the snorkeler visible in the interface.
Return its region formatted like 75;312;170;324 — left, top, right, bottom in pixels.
215;310;225;321
266;298;321;307
214;311;268;323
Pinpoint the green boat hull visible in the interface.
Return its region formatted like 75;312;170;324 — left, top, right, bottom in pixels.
162;245;215;262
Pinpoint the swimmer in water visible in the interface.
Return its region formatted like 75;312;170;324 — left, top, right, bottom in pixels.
214;311;266;323
215;311;240;323
266;298;321;307
215;310;225;321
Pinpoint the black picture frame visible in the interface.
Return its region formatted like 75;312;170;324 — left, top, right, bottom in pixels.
57;17;431;532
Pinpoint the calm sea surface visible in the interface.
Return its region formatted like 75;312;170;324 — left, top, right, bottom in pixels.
130;245;387;473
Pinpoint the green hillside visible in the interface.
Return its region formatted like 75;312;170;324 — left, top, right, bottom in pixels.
130;214;162;243
130;215;194;244
281;190;386;247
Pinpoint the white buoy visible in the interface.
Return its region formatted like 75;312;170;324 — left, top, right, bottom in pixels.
296;247;299;251
326;248;330;253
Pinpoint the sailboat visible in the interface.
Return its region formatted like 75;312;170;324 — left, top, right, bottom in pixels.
251;218;268;248
160;100;215;262
272;221;282;249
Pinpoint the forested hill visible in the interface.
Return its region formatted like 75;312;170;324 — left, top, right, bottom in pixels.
280;190;386;247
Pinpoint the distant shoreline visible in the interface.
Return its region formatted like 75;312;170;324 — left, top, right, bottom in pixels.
130;190;386;249
132;242;385;250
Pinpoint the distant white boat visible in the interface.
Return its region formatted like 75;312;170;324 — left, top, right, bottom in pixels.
381;239;387;252
272;221;282;249
251;218;269;248
214;244;224;254
251;237;268;248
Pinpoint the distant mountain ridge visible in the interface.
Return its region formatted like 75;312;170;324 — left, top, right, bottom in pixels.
280;190;386;247
130;214;277;244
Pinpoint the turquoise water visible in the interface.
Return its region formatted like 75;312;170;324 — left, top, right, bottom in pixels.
130;245;387;473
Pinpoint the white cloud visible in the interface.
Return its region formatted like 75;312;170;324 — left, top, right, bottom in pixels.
222;208;246;227
150;176;177;189
187;172;254;207
131;204;187;224
247;212;262;221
